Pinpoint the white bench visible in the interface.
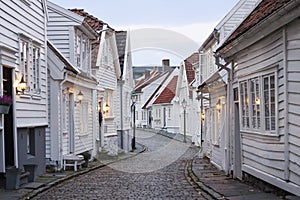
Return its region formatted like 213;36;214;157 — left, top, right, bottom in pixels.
63;154;85;172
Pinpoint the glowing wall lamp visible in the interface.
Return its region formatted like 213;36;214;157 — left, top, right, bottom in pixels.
16;76;27;95
75;90;83;106
104;103;110;114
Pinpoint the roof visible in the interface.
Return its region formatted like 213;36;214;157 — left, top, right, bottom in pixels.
115;31;127;76
135;70;165;92
153;76;178;104
47;40;80;74
184;53;198;84
218;0;291;53
69;9;106;32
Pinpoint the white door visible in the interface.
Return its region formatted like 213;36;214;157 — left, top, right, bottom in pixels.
68;93;75;153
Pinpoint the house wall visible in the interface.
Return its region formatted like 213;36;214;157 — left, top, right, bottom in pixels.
286;18;300;192
96;33;118;155
232;28;288;189
208;84;226;170
0;0;48;127
47;3;81;65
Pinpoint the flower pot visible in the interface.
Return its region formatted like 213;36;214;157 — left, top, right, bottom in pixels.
0;105;10;114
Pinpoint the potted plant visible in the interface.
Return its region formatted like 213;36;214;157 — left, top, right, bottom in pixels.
0;95;12;114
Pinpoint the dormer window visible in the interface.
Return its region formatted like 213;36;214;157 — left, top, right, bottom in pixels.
75;29;91;73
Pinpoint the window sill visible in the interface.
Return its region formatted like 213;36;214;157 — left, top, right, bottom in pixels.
241;130;280;141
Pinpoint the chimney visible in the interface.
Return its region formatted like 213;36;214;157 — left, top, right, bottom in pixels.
162;59;170;72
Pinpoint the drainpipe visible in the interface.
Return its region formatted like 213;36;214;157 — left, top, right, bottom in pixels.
59;72;68;169
119;80;124;149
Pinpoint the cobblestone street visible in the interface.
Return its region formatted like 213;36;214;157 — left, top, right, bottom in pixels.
33;130;203;199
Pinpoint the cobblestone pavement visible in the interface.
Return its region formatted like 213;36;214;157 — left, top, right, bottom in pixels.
33;130;203;199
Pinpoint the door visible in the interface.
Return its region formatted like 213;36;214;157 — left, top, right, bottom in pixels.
3;67;14;167
233;88;242;179
68;93;75;154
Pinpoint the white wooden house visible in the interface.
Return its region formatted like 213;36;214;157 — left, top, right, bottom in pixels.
46;2;98;168
176;53;200;144
215;0;300;195
70;9;122;156
115;31;134;152
0;0;48;188
150;68;180;132
134;68;168;128
196;0;260;173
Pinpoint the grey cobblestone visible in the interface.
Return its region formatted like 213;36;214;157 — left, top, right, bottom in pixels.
32;131;203;199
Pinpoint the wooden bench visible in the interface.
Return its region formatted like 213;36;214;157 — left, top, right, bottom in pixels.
63;154;85;172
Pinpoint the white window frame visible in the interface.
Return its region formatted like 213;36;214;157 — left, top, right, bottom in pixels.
75;29;91;72
19;34;42;95
239;70;277;135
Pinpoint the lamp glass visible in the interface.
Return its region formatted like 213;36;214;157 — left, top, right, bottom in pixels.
131;92;137;103
77;91;83;101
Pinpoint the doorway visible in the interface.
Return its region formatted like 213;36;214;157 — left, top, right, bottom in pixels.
3;67;14;167
233;88;242;179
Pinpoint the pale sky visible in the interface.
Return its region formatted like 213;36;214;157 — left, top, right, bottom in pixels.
49;0;240;66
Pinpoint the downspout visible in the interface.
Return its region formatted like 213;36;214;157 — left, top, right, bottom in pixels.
119;80;124;149
283;27;290;181
59;72;68;168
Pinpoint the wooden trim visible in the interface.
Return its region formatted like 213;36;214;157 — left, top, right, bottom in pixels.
282;27;290;181
243;164;300;196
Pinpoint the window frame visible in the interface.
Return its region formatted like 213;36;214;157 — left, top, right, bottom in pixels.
19;34;42;95
238;69;278;135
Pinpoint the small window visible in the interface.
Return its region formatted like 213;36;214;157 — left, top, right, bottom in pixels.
27;129;35;156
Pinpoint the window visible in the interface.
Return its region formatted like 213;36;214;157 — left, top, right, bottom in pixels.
80;102;89;134
27;128;35;156
168;108;171;118
32;46;40;92
75;30;90;72
240;81;249;128
19;35;41;94
239;73;276;133
264;74;276;131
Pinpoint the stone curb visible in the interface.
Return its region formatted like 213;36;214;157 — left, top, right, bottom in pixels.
185;149;226;200
20;143;147;200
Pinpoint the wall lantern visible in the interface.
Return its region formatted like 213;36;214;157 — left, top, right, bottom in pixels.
16;76;27;95
104;103;110;114
255;97;260;105
201;112;205;121
75;90;83;106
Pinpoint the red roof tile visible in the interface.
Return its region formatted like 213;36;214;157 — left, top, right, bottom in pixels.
153;76;178;104
218;0;291;52
69;8;106;31
184;53;198;84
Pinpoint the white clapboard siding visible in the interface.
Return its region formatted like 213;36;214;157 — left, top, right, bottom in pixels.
233;28;286;179
47;2;82;63
286;18;300;187
207;84;226;169
217;0;260;44
0;0;48;126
